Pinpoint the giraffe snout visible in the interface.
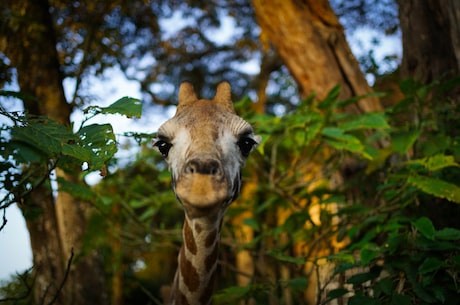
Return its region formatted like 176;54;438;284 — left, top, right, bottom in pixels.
184;158;223;177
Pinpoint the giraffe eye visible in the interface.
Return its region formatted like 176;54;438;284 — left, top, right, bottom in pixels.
237;137;257;157
154;139;172;158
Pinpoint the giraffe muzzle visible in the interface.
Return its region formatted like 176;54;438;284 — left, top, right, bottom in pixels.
184;158;223;177
174;157;232;215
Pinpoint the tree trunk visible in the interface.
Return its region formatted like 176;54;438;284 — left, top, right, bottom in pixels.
398;0;460;101
1;0;107;304
397;0;460;232
22;180;66;305
251;1;384;303
251;0;382;114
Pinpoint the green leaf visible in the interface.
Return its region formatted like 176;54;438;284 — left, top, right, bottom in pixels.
130;199;149;208
326;288;349;301
100;96;142;118
321;127;345;138
346;271;378;285
407;174;460;204
419;133;451;156
7;141;46;163
433;288;446;303
399;78;420;95
435;227;460;240
61;142;92;161
391;294;411;305
57;177;95;202
213;285;252;303
349;295;381;305
324;138;371;159
11;118;76;157
412;217;436;240
317;85;341;109
327;252;356;265
419;257;444;274
77;123;117;170
376;278;393;295
139;207;156;221
340;113;390;131
360;248;379;265
242;218;260;231
0;90;38;102
284;277;308;291
266;250;305;265
407;154;460;171
322;127;371;158
391;130;420;154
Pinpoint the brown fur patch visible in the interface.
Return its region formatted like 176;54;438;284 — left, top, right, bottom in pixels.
205;229;217;248
184;220;197;255
180;248;200;292
179;291;191;305
199;272;215;305
205;242;219;273
195;223;203;234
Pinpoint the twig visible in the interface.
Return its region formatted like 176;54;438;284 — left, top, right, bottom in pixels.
46;248;74;305
0;208;7;232
137;281;163;305
0;160;58;232
0;267;34;303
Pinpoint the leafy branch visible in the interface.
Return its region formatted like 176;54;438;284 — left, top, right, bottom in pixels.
0;94;142;232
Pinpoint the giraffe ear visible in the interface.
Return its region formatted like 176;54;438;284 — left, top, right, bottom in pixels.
177;82;197;110
213;82;235;113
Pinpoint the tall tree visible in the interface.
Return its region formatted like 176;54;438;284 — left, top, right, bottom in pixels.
249;1;391;303
1;0;107;304
397;0;460;229
252;0;382;113
398;0;460;101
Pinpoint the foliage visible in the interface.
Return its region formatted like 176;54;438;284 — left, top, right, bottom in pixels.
323;78;460;305
0;1;454;304
2;79;459;305
2;0;399;113
0;269;32;305
0;93;141;225
215;79;460;304
1;0;263;107
87;146;182;304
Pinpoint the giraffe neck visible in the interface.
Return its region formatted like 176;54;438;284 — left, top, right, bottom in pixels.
169;214;223;305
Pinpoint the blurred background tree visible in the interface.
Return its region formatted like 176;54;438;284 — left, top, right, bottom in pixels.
1;0;459;304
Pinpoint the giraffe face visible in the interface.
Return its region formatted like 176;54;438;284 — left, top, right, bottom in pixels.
154;82;260;218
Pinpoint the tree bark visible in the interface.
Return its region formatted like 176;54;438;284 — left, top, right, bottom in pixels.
251;0;382;114
1;0;107;304
22;180;66;305
398;0;460;101
250;1;385;303
398;0;460;80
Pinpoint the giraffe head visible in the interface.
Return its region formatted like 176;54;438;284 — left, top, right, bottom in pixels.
154;82;260;219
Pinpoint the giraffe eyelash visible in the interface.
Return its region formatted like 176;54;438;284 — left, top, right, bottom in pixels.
153;136;173;158
237;137;257;157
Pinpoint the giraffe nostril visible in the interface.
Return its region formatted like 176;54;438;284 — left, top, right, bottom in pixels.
185;158;222;176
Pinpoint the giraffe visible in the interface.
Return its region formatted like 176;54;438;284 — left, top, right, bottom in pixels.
153;81;260;305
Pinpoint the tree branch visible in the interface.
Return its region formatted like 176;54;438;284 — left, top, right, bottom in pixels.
45;247;74;305
0;267;34;303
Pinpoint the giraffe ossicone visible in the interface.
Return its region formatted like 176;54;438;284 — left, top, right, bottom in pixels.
154;82;260;305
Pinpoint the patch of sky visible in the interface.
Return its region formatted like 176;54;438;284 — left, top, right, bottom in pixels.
346;27;402;84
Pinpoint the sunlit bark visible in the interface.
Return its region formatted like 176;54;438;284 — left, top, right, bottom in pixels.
252;0;382;113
